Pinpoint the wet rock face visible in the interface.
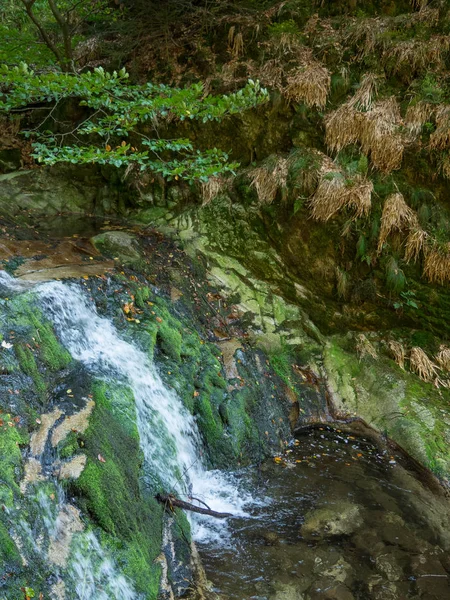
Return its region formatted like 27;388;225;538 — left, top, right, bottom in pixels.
300;501;363;540
91;230;141;263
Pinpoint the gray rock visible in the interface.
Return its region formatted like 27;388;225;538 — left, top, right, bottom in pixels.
91;231;141;263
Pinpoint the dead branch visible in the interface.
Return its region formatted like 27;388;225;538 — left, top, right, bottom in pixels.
156;493;233;519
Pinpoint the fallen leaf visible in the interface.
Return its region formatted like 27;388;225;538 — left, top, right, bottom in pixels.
156;316;163;323
98;454;106;463
1;340;13;349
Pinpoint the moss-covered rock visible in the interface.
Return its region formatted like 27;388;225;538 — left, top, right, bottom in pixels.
324;336;450;483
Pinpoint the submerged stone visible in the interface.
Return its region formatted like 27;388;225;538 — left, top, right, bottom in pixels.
300;501;363;540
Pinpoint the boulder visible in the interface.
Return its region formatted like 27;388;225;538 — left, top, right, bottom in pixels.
300;501;363;540
91;231;141;263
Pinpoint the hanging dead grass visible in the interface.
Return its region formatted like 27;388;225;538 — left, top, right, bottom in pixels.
378;193;418;253
310;171;372;222
429;105;450;151
284;61;331;109
388;340;406;370
436;345;450;372
441;155;450;180
325;97;404;173
383;36;450;79
346;18;386;59
356;334;378;360
335;267;349;299
348;73;380;111
201;177;228;206
404;227;428;263
410;0;428;9
423;242;450;285
409;346;440;384
405;101;434;137
359;98;404;173
249;158;288;205
325;104;362;154
228;27;244;59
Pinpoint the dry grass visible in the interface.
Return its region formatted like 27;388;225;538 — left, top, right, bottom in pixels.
423;242;450;285
228;27;244;59
348;73;380;111
429;105;450;151
201;177;228;206
436;345;450;372
284;61;331;108
346;17;387;59
405;101;434;137
249;157;288;205
383;36;450;79
325;104;362;154
359;98;404;173
378;193;418;252
310;171;372;222
388;340;406;370
441;155;450;180
335;267;349;299
404;227;429;263
356;334;378;360
409;346;440;384
325;97;404;173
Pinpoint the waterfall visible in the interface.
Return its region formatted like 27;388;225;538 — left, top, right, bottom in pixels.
36;278;246;520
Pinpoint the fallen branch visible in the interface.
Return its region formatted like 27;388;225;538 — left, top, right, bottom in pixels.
156;493;233;519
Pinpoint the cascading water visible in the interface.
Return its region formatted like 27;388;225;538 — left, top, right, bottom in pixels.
36;278;248;519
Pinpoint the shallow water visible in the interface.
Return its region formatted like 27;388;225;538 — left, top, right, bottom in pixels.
199;426;450;600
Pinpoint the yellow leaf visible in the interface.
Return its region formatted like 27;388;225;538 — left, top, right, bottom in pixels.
105;144;111;152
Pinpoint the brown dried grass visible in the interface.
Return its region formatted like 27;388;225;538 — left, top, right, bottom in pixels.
378;193;418;253
404;227;429;263
409;346;440;383
383;36;450;78
228;27;244;59
436;345;450;372
388;340;406;370
359;98;404;173
201;177;228;206
284;61;331;109
249;158;289;205
356;334;378;360
325;97;404;173
429;105;450;151
348;73;380;111
325;104;363;154
310;171;372;222
423;242;450;285
405;101;434;137
441;155;450;180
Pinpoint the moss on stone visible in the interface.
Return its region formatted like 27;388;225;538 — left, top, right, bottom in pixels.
157;321;182;361
0;418;27;506
14;344;46;397
0;520;20;566
67;380;163;599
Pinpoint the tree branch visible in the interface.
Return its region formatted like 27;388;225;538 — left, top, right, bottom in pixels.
20;0;64;67
46;0;74;71
156;494;233;519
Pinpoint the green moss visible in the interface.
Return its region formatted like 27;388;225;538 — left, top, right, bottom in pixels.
157;321;182;361
14;344;46;396
0;520;20;566
68;380;163;599
34;321;71;371
0;419;27;506
135;286;150;309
